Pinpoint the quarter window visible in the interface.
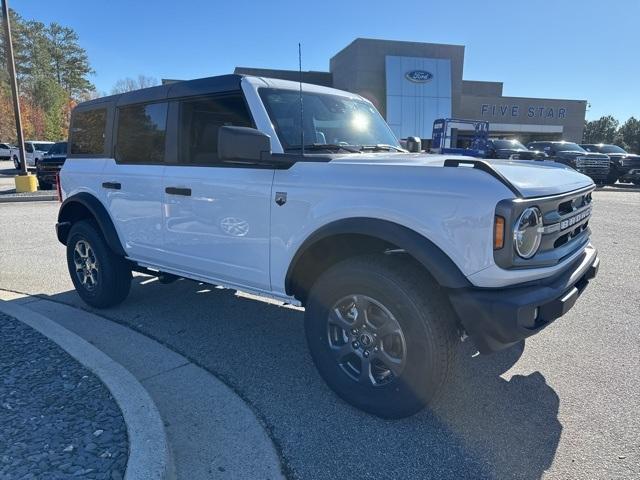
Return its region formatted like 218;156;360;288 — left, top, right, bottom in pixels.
70;108;107;155
178;94;252;165
116;103;168;164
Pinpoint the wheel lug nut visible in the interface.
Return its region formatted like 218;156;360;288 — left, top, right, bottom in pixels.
363;350;370;358
351;328;358;335
352;341;360;349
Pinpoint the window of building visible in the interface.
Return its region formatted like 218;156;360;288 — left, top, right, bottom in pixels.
116;102;168;164
178;94;252;165
70;108;107;155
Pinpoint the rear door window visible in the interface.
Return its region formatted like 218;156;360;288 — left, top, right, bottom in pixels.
115;102;168;164
70;108;107;155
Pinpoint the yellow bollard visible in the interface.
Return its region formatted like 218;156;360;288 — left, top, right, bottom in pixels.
14;174;38;193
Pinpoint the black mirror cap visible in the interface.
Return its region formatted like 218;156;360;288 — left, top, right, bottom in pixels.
218;126;271;162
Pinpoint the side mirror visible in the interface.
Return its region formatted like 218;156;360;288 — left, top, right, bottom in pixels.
406;136;422;153
218;126;271;162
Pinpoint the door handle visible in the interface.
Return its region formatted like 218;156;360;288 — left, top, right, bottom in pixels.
165;186;191;196
102;182;121;190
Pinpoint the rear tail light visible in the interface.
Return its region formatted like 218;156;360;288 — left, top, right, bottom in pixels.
55;172;62;202
494;215;505;250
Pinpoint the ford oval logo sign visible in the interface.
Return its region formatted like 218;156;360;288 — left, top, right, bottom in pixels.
405;70;433;83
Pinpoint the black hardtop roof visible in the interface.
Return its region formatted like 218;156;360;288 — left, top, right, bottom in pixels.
75;74;243;110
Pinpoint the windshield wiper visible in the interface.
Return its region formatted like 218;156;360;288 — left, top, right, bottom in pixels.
359;144;407;152
287;144;361;153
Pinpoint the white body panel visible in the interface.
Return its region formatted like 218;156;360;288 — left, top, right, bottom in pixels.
101;160;166;263
160;165;274;291
269;159;514;295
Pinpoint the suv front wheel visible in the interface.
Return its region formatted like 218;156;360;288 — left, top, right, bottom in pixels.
304;254;458;418
66;220;132;308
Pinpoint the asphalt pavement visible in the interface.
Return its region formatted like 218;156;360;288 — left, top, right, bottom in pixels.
0;188;638;479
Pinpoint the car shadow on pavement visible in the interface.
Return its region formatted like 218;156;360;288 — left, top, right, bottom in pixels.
40;277;562;480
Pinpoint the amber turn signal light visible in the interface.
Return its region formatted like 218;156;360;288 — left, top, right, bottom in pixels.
494;216;505;250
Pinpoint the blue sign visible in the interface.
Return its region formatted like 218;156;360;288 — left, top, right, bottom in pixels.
405;70;434;83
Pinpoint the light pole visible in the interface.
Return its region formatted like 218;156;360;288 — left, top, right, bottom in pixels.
2;0;34;191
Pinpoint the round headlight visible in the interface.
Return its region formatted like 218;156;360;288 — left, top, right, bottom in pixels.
513;207;543;259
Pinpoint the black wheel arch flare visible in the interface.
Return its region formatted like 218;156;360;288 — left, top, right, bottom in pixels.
56;193;126;257
285;217;471;301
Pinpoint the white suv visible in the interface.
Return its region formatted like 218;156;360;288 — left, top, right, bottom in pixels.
11;140;55;170
56;75;599;418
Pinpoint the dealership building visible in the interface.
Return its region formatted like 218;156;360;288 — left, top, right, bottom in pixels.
235;38;587;143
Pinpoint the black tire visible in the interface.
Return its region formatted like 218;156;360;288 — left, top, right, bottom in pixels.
13;156;20;170
66;220;132;308
38;181;52;190
305;254;459;418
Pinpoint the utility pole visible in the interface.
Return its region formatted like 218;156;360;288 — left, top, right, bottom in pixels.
2;0;28;179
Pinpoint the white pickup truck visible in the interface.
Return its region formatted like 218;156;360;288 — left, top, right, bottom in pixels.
56;75;599;418
11;140;55;170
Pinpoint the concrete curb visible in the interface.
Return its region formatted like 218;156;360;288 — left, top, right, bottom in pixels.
0;194;57;203
0;300;175;480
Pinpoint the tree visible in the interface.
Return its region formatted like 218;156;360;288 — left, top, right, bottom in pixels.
619;117;640;154
0;8;94;141
111;75;158;94
45;22;94;96
582;115;620;144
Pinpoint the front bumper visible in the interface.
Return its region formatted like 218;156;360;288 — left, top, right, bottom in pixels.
448;245;599;354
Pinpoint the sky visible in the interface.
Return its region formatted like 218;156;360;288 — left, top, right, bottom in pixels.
13;0;639;122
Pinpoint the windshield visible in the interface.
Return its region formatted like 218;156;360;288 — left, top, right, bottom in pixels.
555;142;586;153
33;142;54;151
259;88;400;151
592;144;626;154
491;139;527;150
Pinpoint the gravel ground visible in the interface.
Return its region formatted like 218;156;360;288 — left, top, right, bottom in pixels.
0;313;128;480
0;189;638;479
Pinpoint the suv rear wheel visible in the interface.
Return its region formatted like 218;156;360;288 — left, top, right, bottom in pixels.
304;254;458;418
66;220;132;308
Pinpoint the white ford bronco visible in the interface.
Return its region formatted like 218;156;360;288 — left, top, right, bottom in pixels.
57;75;599;418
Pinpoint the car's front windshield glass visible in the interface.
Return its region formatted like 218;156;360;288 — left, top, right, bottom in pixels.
34;143;53;151
596;144;626;154
492;139;527;150
259;88;400;152
556;142;586;152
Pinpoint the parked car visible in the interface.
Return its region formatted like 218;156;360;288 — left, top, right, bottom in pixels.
485;139;547;160
526;141;610;184
0;143;13;161
56;75;599;418
36;141;67;190
11;141;55;170
581;143;640;185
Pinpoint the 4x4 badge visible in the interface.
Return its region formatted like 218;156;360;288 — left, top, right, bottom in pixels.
275;192;287;206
